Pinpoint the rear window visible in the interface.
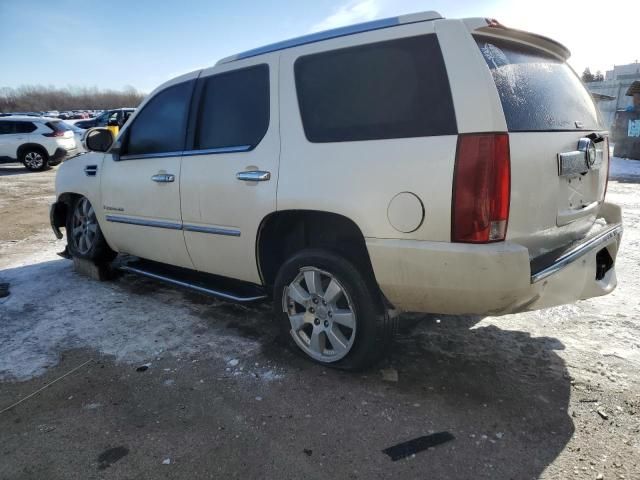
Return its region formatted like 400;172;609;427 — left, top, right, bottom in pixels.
46;121;71;132
475;36;602;132
295;34;457;143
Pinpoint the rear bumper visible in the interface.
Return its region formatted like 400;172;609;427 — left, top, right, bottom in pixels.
49;147;77;165
366;202;622;315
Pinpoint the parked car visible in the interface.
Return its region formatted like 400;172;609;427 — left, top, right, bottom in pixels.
74;108;135;129
51;12;622;369
44;110;60;118
0;116;77;170
64;122;87;154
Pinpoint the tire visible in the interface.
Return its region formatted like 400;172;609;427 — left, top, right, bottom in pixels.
21;147;48;171
273;248;393;370
66;196;116;265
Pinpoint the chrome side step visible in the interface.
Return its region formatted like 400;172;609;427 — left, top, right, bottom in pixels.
119;263;267;303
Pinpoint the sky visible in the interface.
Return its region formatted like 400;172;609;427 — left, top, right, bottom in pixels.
1;0;637;93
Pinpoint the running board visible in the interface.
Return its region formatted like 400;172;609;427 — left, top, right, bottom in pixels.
118;259;267;303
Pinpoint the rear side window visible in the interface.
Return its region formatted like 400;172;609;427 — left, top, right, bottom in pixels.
475;36;602;131
195;65;269;150
126;81;194;156
294;34;457;143
15;122;36;133
45;121;71;133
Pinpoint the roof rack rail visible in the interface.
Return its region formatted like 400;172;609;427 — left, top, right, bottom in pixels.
218;10;443;64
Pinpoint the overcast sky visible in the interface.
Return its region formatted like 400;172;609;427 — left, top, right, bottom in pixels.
1;0;637;92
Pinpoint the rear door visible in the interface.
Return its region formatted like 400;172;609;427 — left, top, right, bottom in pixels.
179;57;279;284
100;78;196;269
473;33;608;256
0;121;16;157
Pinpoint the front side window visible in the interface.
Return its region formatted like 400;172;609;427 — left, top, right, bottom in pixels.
294;34;457;143
125;81;194;156
195;65;269;150
0;122;15;135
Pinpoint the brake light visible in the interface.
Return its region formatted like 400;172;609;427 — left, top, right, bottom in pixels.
485;18;506;28
452;133;511;243
43;131;64;137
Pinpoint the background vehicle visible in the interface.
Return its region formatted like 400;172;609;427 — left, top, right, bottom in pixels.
74;108;135;129
64;122;87;154
0;116;77;170
51;12;621;369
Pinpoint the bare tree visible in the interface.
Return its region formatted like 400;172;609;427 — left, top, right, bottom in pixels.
0;85;146;112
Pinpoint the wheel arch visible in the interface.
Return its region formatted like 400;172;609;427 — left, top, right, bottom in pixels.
256;209;382;298
17;143;49;160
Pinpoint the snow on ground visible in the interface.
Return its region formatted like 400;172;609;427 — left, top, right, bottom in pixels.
0;240;281;382
610;155;640;180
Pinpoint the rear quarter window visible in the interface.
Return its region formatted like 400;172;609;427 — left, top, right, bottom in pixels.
295;34;457;142
475;36;602;132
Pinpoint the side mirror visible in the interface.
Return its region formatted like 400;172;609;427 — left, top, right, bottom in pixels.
84;127;114;153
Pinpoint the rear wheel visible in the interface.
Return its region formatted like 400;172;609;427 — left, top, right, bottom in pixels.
21;148;48;171
66;196;116;264
273;248;393;370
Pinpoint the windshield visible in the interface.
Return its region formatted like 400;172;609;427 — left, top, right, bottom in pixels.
475;36;602;132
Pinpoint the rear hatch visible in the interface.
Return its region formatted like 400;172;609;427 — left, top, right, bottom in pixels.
473;33;609;258
45;120;77;149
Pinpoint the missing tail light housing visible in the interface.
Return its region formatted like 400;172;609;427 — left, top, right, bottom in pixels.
452;133;511;243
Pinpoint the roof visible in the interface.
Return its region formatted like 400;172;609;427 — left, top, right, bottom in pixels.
217;10;443;64
626;81;640;96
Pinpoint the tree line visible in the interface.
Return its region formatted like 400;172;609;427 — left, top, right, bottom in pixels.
0;85;146;113
581;68;605;83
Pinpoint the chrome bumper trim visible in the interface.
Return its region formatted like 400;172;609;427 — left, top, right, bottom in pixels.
531;223;623;284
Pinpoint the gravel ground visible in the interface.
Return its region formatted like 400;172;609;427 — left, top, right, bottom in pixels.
0;159;639;479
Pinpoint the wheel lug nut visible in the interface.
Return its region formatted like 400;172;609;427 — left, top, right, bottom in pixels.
309;307;315;314
313;298;319;304
314;318;320;326
324;320;329;328
328;311;332;317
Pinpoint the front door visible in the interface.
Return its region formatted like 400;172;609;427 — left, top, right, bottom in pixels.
179;58;280;284
100;77;197;269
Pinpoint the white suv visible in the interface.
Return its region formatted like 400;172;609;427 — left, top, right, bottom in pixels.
50;12;622;369
0;116;78;170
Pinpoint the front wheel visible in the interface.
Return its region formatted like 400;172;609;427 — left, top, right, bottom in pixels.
21;149;48;171
273;248;393;370
65;196;116;264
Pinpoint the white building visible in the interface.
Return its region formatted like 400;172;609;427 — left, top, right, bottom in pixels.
587;61;640;129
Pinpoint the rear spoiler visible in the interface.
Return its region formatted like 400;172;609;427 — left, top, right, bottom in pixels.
462;18;571;61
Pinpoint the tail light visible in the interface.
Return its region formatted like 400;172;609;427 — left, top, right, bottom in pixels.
452;133;511;243
43;131;65;137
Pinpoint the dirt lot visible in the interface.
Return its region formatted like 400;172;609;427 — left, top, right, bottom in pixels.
1;159;639;479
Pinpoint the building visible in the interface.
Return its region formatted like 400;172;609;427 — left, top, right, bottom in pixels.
587;61;640;129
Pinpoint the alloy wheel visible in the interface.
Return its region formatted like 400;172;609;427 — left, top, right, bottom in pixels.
24;151;44;170
71;198;97;255
283;267;357;363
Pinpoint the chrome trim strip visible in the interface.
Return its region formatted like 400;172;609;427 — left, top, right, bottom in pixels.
218;12;442;63
120;151;183;161
183;224;241;237
120;265;267;302
118;145;252;161
531;223;623;283
105;215;182;230
182;145;252;156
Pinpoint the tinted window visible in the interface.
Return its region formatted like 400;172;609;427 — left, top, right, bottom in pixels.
0;122;15;134
46;121;71;133
475;36;602;131
195;65;269;150
295;34;456;143
126;81;194;155
15;122;36;133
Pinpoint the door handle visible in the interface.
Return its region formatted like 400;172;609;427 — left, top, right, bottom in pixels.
151;173;175;183
236;170;271;182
